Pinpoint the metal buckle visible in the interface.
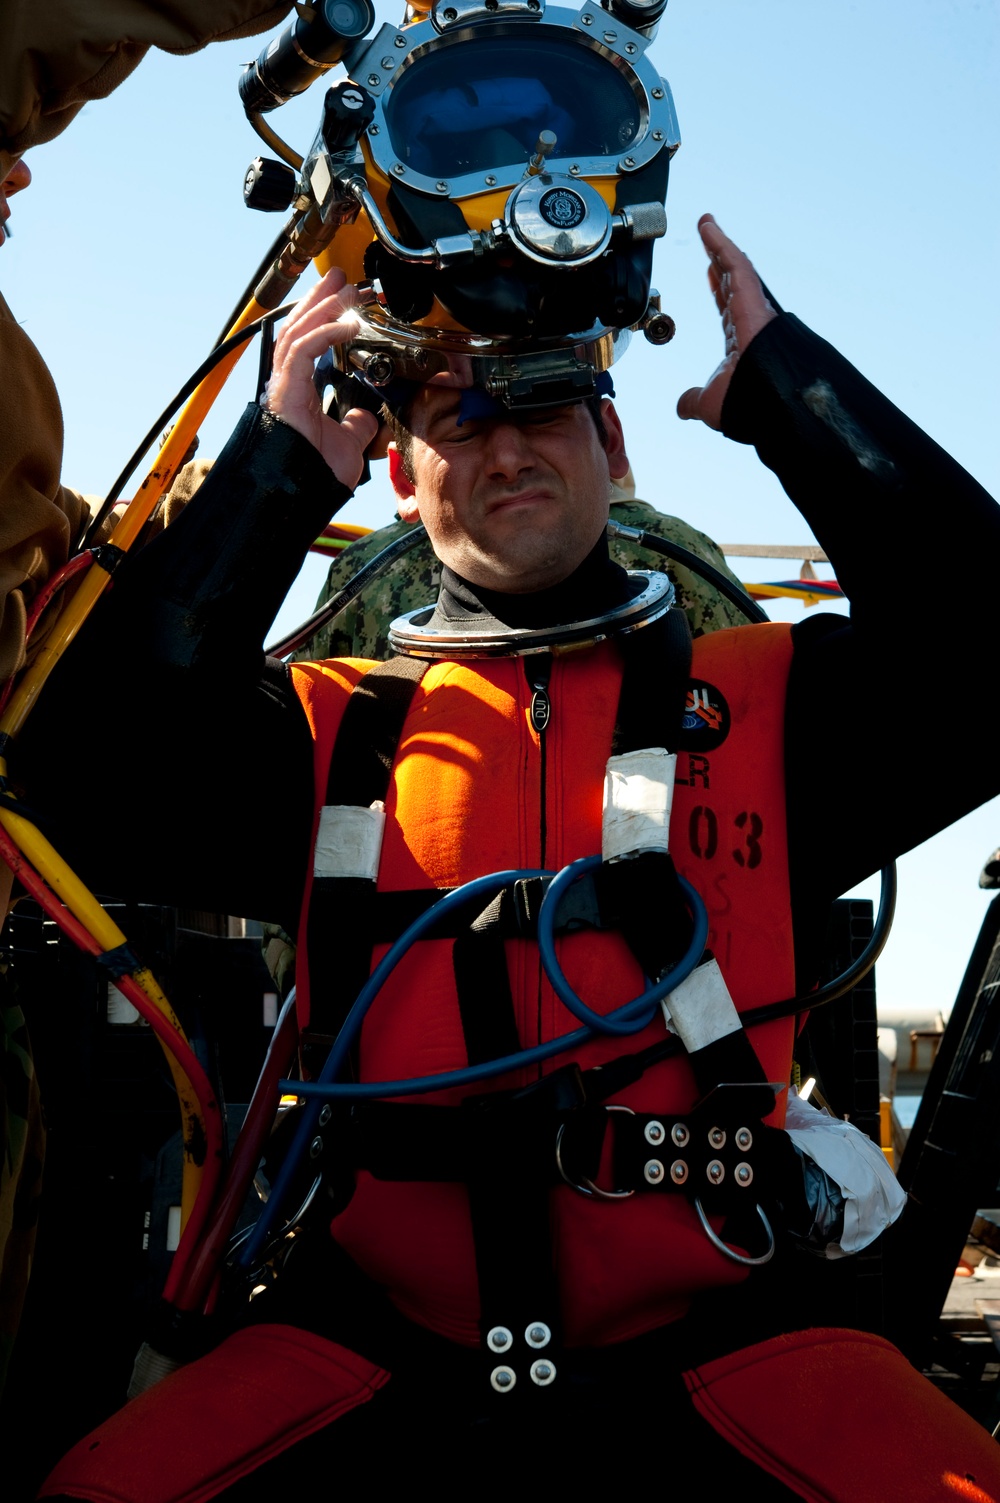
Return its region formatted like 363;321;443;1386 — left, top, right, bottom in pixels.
693;1198;775;1266
555;1104;635;1200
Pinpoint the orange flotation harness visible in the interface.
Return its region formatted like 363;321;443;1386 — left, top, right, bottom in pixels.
288;620;799;1371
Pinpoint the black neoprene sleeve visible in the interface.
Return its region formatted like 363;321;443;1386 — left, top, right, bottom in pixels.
17;404;353;929
722;313;1000;983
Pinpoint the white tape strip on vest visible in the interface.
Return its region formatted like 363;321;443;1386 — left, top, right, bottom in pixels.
660;955;742;1054
602;748;676;862
314;801;386;881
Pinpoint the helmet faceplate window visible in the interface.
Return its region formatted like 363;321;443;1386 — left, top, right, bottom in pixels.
383;32;641;179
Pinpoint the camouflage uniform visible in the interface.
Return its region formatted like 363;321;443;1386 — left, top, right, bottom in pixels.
260;493;755;995
297;494;752;664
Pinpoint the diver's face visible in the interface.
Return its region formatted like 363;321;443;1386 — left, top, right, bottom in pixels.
392;392;628;594
0;157;31;246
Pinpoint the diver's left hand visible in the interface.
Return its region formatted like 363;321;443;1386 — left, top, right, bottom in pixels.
677;215;778;431
263;268;378;490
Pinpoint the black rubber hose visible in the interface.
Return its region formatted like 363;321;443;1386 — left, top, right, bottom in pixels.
83;303;297;548
264;525;427;658
618;527;769;625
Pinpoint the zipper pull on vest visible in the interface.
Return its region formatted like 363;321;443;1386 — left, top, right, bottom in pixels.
527;654;553;735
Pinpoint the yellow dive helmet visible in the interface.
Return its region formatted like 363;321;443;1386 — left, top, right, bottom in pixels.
240;0;678;408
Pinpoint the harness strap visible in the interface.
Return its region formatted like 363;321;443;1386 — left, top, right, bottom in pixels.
447;615;698;1392
611;604;691;757
362;862;646;942
608;611;695;984
343;1085;775;1215
463;1063;591;1399
453;893;523;1066
304;655;428;1055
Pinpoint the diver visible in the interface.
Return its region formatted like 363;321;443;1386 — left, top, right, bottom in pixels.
21;210;1000;1499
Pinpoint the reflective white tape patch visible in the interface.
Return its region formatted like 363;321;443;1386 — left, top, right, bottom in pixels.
314;801;386;881
602;748;676;862
660;955;741;1053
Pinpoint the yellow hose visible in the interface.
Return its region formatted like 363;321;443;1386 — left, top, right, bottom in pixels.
0;790;206;1224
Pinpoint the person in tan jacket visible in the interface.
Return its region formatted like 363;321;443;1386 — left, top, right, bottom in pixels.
0;0;294;1404
0;151;78;1399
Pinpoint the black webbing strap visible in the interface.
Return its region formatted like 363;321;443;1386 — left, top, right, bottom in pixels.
463;1066;590;1400
610;612;772;1106
611;606;691;757
325;655;430;806
347;1071;606;1185
452;893;523;1066
685;1028;772;1100
607;608;695;985
364;868;592;942
452;900;564;1388
304;655;429;1051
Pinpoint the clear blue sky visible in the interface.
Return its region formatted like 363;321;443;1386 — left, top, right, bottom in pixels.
3;0;998;1031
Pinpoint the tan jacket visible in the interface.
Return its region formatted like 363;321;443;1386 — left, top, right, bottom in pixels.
0;289;88;685
0;0;292;178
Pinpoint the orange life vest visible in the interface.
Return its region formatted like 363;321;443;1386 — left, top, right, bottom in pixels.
290;623;797;1349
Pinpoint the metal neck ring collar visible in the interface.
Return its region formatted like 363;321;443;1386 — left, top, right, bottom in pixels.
387;570;675;659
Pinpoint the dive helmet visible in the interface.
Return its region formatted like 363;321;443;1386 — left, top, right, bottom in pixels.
240;0;679;411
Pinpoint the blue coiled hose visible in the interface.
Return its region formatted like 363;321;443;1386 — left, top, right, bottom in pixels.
239;858;708;1267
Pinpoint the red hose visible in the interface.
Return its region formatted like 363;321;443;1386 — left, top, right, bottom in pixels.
24;550;95;642
0;552;96;716
171;994;299;1311
0;821;224;1298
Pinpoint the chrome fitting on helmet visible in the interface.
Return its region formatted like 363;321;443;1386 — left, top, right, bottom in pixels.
336;291;630;411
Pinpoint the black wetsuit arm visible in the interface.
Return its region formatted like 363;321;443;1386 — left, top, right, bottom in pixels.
721;314;1000;981
19;404;350;929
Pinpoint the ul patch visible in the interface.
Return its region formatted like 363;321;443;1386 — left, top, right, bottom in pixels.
678;680;730;751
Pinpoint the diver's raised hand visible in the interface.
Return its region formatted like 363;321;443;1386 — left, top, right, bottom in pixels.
262;268;378;490
677;215;778;431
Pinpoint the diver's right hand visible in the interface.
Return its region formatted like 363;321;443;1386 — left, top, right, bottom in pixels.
262;268;378;491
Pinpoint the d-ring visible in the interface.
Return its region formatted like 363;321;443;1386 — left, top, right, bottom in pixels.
555;1105;636;1200
693;1198;775;1266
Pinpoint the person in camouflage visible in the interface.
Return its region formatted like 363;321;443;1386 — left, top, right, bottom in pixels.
298;466;752;664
